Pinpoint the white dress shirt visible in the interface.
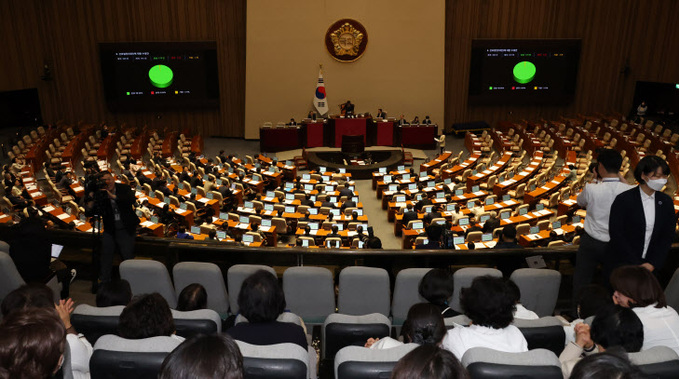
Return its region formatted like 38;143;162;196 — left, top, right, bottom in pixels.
442;324;528;359
514;304;539;320
67;333;93;379
639;187;656;259
633;304;679;356
577;178;633;242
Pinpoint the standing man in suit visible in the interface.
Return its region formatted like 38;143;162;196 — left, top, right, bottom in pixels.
572;149;632;306
85;171;140;283
376;108;387;119
607;156;676;275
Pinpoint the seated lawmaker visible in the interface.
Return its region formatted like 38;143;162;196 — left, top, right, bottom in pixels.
287;118;297;126
226;270;307;349
417;224;442;250
494;225;523;249
376;108;387;119
422;115;433;125
411;116;420;125
398;114;408;126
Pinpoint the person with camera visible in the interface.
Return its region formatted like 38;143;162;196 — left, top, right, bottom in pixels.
85;171;140;283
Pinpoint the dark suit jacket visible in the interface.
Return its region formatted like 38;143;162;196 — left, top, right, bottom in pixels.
376;112;387;119
93;183;140;236
339;188;353;198
10;217;51;282
402;211;419;226
608;187;677;269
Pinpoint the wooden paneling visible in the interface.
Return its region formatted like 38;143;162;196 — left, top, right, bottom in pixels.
0;0;245;137
2;0;678;137
444;0;679;131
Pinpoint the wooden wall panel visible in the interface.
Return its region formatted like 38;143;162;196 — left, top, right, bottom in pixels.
0;0;245;137
445;0;679;131
1;0;677;138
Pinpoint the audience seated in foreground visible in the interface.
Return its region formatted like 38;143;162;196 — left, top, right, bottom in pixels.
0;307;66;379
559;304;644;377
561;284;613;345
118;293;184;342
366;303;446;349
226;270;307;349
505;279;539;320
159;334;243;379
176;283;207;312
570;351;646;379
442;275;528;359
391;344;470;379
611;265;679;355
418;269;459;318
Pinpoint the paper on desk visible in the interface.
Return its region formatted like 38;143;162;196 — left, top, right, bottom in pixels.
141;221;155;228
484;241;497;248
57;213;70;220
519;171;529;176
43;205;55;212
198;198;209;204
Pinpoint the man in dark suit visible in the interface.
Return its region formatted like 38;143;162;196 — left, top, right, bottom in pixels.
376;108;387;119
344;101;355;116
288;118;297;126
339;186;353;199
607;156;676;274
416;224;442;250
414;193;433;212
398;115;408;126
300;193;314;207
85;171;140;283
327;225;341;239
422;115;433;125
402;203;419;226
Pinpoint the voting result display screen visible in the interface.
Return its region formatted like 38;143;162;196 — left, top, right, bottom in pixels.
99;41;219;111
468;39;581;105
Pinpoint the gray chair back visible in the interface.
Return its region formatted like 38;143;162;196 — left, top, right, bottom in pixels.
461;347;562;379
509;268;561;317
0;250;25;304
665;267;679;312
629;346;679;379
391;268;431;326
283;266;336;325
451;268;502;313
512;317;566;356
236;341;310;379
226;264;276;314
71;304;125;344
338;267;390;316
322;313;391;360
119;259;177;308
90;335;183;379
334;343;418;379
171;308;222;337
173;261;229;317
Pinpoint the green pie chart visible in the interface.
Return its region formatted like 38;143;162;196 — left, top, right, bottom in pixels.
513;61;536;84
148;65;174;88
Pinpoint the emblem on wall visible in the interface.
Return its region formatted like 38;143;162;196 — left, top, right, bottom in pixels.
325;19;368;62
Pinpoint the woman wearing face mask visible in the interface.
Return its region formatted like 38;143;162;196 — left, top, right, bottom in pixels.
607;155;675;274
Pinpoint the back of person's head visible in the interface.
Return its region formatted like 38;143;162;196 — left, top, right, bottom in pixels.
367;237;382;249
1;284;54;318
118;293;175;339
159;334;243;379
501;225;517;242
575;284;613;319
461;275;515;329
419;269;454;308
425;224;443;242
610;265;666;308
237;270;285;323
597;149;623;174
505;279;521;304
0;307;66;379
96;279;132;307
482;217;500;234
401;303;446;345
590;304;643;352
633;155;670;184
176;283;208;312
178;226;186;234
466;241;475;250
570;351;645;379
391;344;469;379
332;225;338;234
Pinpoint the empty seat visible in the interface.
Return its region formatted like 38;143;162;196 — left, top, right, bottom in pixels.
334;343;418;379
512;317;566;356
451;268;502;313
226;264;276;314
172;261;229;317
236;340;315;379
509;268;561;317
461;347;562;379
629;346;679;378
90;335;183;379
323;313;391;360
119;259;177;308
391;268;432;326
71;304;124;345
338;267;390;316
283;266;336;325
171;309;222;338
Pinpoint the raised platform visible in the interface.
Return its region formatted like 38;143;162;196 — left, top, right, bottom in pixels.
306;148;404;179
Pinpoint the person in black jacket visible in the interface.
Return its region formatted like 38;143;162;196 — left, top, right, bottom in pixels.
607;156;676;275
402;203;419;226
85;171;140;283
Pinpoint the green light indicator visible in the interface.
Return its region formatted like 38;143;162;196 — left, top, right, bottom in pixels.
489;86;493;90
126;92;130;95
148;65;174;89
676;84;679;89
513;61;536;84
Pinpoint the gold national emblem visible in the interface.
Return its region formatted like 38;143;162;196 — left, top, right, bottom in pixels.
325;19;368;62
